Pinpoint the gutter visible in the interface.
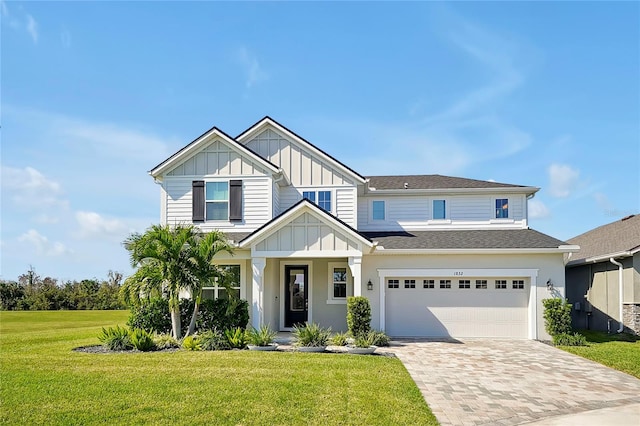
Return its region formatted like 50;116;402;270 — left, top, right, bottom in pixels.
363;186;539;196
609;258;625;333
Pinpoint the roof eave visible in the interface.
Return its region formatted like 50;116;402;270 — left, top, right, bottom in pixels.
364;186;540;195
371;247;575;255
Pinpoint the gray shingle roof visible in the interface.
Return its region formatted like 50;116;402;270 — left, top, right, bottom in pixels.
567;214;640;264
362;229;566;250
223;232;252;244
366;175;530;190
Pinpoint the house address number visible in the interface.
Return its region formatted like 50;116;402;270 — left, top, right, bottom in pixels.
453;272;464;276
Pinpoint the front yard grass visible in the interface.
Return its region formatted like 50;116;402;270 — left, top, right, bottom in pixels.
0;310;437;425
559;330;640;379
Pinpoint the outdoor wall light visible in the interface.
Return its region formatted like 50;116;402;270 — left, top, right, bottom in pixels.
367;280;373;291
546;279;554;291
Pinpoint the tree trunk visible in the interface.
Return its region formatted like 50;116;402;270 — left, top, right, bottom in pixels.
185;288;202;337
171;309;182;340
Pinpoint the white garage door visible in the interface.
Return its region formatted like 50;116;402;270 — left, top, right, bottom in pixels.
385;277;529;338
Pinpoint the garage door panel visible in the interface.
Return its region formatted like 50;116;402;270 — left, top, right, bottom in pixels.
386;279;529;338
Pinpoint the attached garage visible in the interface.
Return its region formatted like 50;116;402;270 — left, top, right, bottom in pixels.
378;268;538;339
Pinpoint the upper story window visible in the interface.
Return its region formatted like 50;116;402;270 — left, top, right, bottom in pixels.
206;182;229;220
433;199;446;220
372;201;385;220
495;199;509;219
302;190;331;213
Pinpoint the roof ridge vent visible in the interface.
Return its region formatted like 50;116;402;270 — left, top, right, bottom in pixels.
621;214;635;221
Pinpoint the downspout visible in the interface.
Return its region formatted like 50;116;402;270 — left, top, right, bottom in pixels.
609;258;624;333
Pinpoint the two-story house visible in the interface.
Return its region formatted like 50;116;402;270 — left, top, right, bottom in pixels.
150;117;578;340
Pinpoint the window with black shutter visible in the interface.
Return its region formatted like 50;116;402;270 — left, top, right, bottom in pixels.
229;180;243;221
192;181;205;222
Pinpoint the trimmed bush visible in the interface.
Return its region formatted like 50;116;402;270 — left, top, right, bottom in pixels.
542;298;572;336
182;335;201;351
331;332;349;346
553;332;588;347
130;328;156;351
98;326;133;351
368;330;390;347
127;297;250;335
246;325;276;346
347;296;371;338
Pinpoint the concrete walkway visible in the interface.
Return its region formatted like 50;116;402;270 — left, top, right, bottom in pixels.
385;339;640;426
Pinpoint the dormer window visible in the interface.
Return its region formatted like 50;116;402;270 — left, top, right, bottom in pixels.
495;199;509;218
433;199;446;220
372;201;385;220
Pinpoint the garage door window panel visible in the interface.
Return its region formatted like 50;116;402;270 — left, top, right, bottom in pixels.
459;279;471;289
423;279;435;289
388;279;399;289
512;280;525;289
495;280;507;289
404;279;416;289
476;279;488;289
440;279;451;289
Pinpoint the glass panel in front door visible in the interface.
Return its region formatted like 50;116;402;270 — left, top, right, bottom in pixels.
289;268;306;311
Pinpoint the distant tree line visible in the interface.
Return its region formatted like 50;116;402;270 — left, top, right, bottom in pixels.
0;267;126;311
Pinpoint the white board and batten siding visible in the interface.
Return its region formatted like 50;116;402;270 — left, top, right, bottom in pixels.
358;194;527;231
243;129;356;188
162;137;274;232
253;212;361;256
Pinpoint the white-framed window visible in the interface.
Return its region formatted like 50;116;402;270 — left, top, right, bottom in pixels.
423;279;435;289
439;279;451;289
404;279;416;289
495;279;507;289
512;279;525;289
302;190;332;213
495;198;509;219
475;279;488;289
327;262;350;304
206;182;229;220
388;279;399;289
459;279;471;289
433;199;446;220
202;264;240;300
372;200;385;220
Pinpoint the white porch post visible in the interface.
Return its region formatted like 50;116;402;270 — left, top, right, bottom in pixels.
251;257;266;329
348;256;362;297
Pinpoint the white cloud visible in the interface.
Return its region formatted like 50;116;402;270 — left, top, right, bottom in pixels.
548;164;580;198
18;229;71;256
26;14;37;44
75;211;130;240
0;165;68;209
237;46;268;89
34;214;60;224
528;199;551;219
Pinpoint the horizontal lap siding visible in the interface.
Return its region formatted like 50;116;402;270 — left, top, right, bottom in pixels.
358;194;527;230
278;186;357;228
164;177;271;231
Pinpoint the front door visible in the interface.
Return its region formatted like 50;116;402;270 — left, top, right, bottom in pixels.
284;265;308;327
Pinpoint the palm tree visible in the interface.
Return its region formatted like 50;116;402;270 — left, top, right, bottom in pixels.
123;224;232;339
185;230;234;336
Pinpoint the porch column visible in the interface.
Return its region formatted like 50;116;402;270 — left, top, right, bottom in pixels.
348;256;362;297
251;257;266;329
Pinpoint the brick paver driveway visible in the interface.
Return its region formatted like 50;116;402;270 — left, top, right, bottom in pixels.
385;339;640;426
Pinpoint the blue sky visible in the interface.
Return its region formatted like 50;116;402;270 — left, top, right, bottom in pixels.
1;2;638;281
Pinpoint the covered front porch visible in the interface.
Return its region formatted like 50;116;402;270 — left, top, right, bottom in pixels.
237;200;374;331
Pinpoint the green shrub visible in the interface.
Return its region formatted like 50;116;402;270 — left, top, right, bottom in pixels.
542;298;572;336
553;332;588;347
129;328;156;351
98;325;133;351
331;332;349;346
224;327;247;349
153;333;180;350
127;298;250;335
182;335;201;351
292;322;331;347
347;296;371;338
246;325;276;346
368;330;390;347
198;329;230;351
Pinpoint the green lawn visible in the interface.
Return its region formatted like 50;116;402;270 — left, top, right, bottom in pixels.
559;330;640;379
0;310;437;425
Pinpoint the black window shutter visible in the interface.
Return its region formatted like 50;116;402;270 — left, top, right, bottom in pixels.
229;180;243;221
192;181;205;222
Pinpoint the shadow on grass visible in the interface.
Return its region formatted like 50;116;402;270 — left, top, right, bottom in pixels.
577;330;640;343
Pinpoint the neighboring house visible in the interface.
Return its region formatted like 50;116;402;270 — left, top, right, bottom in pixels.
565;214;640;335
150;117;578;340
